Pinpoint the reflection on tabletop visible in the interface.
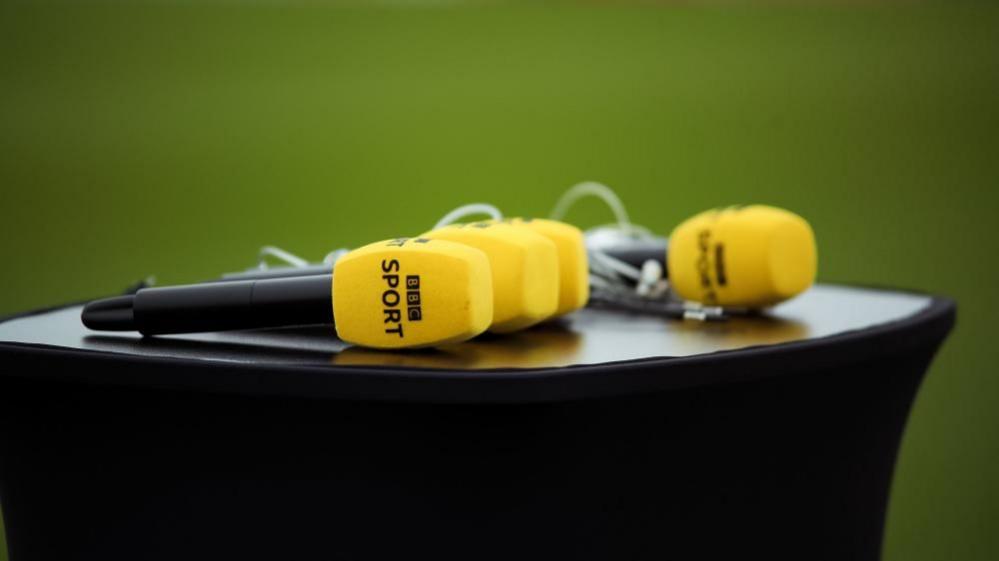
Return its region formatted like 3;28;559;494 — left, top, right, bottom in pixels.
81;310;807;369
3;286;933;370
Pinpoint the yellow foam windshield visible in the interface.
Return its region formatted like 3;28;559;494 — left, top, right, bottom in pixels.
423;222;559;333
667;205;817;308
332;238;493;349
501;218;589;316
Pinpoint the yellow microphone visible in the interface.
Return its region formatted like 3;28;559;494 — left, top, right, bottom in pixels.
332;238;494;347
422;221;559;333
666;205;817;308
498;218;589;317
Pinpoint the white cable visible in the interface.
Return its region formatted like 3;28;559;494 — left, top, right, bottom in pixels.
433;203;503;230
550;182;674;302
257;245;309;269
589;250;641;282
322;248;351;266
550;181;633;234
586;221;658;241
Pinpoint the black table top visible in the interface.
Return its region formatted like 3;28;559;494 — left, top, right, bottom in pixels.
0;285;955;403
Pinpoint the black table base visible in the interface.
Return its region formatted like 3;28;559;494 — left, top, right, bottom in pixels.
0;287;955;560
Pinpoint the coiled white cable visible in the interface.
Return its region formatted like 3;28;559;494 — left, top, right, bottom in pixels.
551;181;662;294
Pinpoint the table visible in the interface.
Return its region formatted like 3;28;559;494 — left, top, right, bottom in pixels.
0;284;955;560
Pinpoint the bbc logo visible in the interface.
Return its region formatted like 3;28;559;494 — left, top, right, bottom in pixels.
406;275;422;321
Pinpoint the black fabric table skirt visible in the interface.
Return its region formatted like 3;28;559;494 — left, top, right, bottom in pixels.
0;287;955;561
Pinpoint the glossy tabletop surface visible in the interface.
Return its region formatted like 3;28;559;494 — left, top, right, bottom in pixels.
0;284;934;370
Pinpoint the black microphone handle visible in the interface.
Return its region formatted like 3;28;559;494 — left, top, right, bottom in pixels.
82;275;333;335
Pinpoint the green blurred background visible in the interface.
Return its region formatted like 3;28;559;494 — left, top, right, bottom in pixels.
1;1;996;559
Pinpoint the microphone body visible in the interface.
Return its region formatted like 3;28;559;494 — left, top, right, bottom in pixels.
422;221;560;333
667;205;817;308
499;218;590;317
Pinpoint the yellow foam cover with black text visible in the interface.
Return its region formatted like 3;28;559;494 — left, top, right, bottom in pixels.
422;222;559;333
332;238;493;349
667;205;817;308
500;218;589;316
